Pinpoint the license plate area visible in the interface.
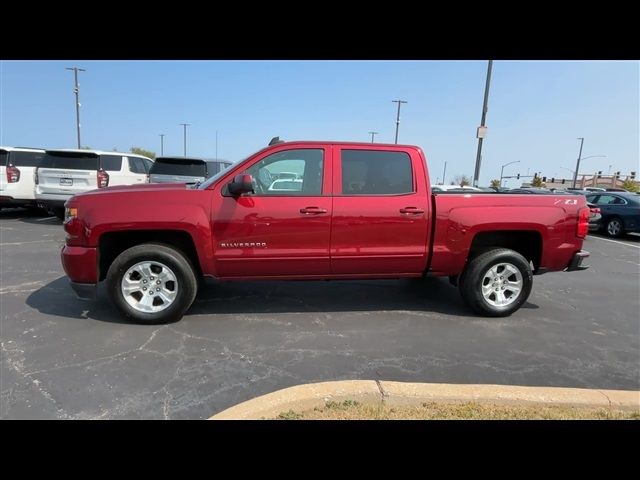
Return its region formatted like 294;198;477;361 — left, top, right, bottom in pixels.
60;178;73;186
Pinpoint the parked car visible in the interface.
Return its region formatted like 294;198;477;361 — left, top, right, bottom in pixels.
149;157;231;185
585;192;640;237
61;139;590;324
587;202;602;232
35;149;153;219
0;146;45;210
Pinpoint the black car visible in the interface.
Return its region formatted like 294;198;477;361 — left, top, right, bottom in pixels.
585;192;640;237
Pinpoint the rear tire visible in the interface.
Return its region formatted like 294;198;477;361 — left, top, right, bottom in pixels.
605;217;624;238
106;243;198;324
459;248;532;317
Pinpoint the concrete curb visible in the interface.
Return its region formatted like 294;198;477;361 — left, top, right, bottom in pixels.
210;380;640;419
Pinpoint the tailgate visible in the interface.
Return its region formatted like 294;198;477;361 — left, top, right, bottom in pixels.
37;168;97;194
38;151;100;195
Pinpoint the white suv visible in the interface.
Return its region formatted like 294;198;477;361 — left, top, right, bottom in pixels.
0;147;45;210
35;149;154;218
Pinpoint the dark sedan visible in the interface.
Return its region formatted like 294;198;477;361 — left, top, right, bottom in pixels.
585;192;640;237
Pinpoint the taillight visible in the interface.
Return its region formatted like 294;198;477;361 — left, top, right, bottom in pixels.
577;207;590;238
590;207;601;214
97;168;109;188
6;164;20;183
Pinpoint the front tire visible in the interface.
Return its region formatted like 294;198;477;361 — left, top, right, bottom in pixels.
459;248;533;317
106;243;198;324
605;217;624;238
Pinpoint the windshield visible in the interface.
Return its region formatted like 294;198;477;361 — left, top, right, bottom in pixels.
150;158;207;176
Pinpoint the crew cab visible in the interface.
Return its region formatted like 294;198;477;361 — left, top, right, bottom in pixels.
61;141;591;324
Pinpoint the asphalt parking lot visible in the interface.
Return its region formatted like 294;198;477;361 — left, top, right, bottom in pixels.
1;208;639;419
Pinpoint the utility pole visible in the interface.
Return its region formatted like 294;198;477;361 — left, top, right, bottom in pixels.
392;100;408;144
369;131;379;143
572;137;584;188
65;67;86;149
180;123;191;157
442;161;447;185
159;134;165;156
472;60;493;187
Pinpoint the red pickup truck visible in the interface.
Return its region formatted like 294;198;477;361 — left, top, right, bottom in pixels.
61;141;590;324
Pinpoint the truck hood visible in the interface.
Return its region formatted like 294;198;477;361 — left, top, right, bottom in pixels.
73;182;188;198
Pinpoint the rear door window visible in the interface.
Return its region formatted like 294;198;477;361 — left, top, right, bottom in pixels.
341;150;413;195
128;157;146;174
100;155;123;172
142;158;154;174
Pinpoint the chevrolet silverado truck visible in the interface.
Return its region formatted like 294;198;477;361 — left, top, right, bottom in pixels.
61;141;590;324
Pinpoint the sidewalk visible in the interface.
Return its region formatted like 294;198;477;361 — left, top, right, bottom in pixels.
210;380;640;420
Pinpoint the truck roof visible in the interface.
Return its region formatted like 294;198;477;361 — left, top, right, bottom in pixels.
272;140;420;149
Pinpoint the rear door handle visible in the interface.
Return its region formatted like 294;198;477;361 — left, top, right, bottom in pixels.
300;207;327;215
400;207;424;214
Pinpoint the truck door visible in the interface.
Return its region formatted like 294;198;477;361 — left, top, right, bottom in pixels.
330;146;430;275
211;147;332;277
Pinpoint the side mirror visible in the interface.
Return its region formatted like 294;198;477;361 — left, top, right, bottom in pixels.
228;174;255;196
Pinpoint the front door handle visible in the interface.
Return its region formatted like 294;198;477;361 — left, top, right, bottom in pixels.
300;207;327;215
400;207;424;215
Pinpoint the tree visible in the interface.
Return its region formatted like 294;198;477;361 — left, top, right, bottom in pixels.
490;179;501;189
531;176;545;188
622;178;638;192
453;175;471;187
130;147;156;159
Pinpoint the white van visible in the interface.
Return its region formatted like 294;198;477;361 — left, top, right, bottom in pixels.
35;149;154;218
0;147;45;210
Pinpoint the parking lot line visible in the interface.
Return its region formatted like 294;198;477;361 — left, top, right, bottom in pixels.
588;236;640;249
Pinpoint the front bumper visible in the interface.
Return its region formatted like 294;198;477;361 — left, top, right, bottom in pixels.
61;245;99;299
566;250;590;272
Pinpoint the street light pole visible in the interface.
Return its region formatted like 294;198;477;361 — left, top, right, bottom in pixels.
180;123;191;157
65;67;86;149
572;137;584;188
500;160;520;187
159;134;165;156
392;100;407;144
369;131;379;143
472;60;493;187
442;161;447;185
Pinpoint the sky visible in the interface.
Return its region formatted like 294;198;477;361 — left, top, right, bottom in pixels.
1;60;638;187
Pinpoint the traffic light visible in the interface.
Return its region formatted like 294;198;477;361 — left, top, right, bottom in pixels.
562;179;566;184
631;171;636;179
517;173;520;179
616;171;621;178
551;177;555;183
597;171;602;178
534;172;538;178
542;176;547;182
